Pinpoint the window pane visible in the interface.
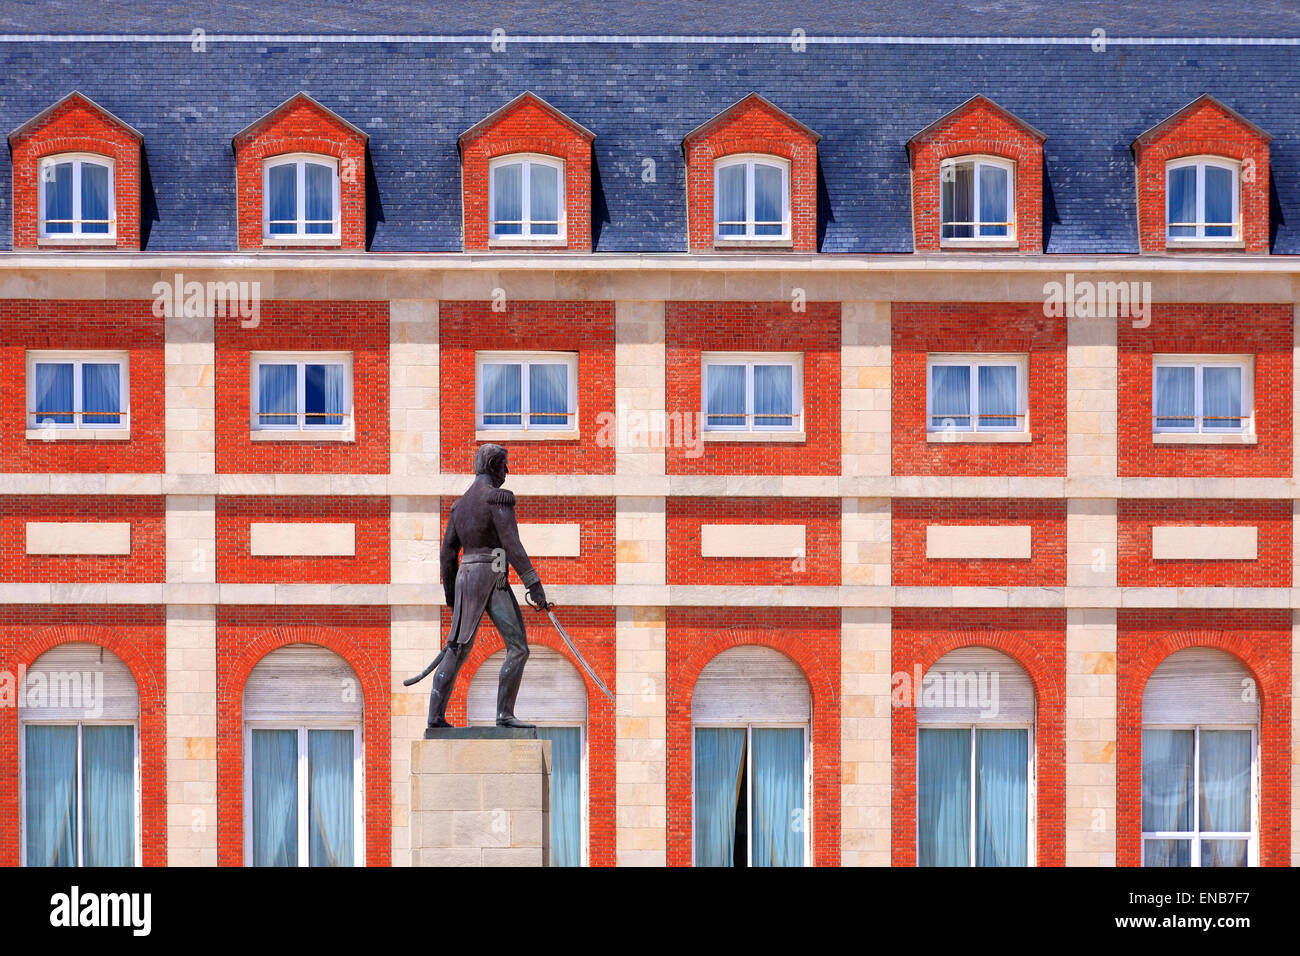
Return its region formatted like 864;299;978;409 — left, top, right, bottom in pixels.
941;163;974;239
1167;166;1197;238
33;362;75;425
716;164;746;235
267;164;297;235
1201;839;1248;867
251;729;298;866
304;364;346;427
918;728;972;866
1143;838;1191;867
1202;366;1243;430
82;725;135;867
257;363;298;426
977;164;1009;237
529;163;560;235
1153;366;1195;429
81;363;121;426
1142;729;1193;832
753;364;794;427
1199;729;1251;834
24;725;78;866
975;729;1028;866
304;163;334;235
750;727;804;867
705;364;746;427
481;363;522;426
977;365;1018;428
536;727;582;867
307;729;354;867
929;364;971;429
44;162;74;233
492;163;523;235
753;163;784;236
692;727;746;867
1203;165;1234;238
80;163;110;234
528;362;569;426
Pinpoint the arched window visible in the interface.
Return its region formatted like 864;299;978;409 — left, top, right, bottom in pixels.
940;155;1015;241
262;154;340;242
1166;157;1240;241
916;647;1035;866
243;644;363;867
489;154;565;241
20;643;140;866
691;645;810;867
39;153;115;239
1141;648;1258;867
713;155;790;241
467;646;587;866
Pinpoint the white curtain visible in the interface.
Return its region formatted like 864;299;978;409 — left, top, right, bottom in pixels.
1202;366;1242;430
492;163;523;235
974;729;1028;866
705;364;746;428
1154;366;1195;429
307;729;354;867
1142;729;1193;866
82;725;135;866
258;364;298;426
529;163;560;235
304;363;346;427
918;728;971;866
978;164;1009;237
1198;730;1250;867
753;364;793;427
1203;165;1234;237
941;163;974;238
33;362;75;425
80;162;110;234
44;161;74;234
528;363;568;426
252;729;298;866
82;363;121;426
929;364;970;429
24;725;78;866
750;728;804;867
304;162;334;235
693;727;746;866
1167;166;1197;237
978;365;1017;428
267;163;297;235
536;727;582;866
716;164;745;235
753;163;783;236
481;363;522;426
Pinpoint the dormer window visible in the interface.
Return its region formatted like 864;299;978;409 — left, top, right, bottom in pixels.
489;155;565;242
1166;158;1239;242
940;156;1014;242
713;155;790;241
263;154;340;243
39;154;114;239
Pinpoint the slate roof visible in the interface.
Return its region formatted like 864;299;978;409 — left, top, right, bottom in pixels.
1;4;1299;253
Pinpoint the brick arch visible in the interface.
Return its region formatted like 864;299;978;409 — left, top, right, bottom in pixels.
0;606;166;867
1117;610;1290;867
666;607;840;866
443;605;616;866
215;606;390;866
891;607;1066;867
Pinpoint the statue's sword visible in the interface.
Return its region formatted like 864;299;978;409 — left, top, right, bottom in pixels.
527;595;614;701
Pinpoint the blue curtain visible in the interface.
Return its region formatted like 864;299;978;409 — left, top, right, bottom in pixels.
751;728;804;867
978;365;1017;428
80;162;110;234
481;363;522;426
1199;729;1251;868
693;728;745;866
252;729;298;866
978;164;1009;236
1167;165;1197;237
918;728;971;866
33;362;75;425
975;729;1028;866
753;163;783;235
82;363;121;426
25;725;78;866
304;364;346;427
528;163;559;235
82;725;135;866
706;364;745;428
930;364;971;429
1202;366;1243;431
941;163;974;238
1203;165;1234;237
307;730;354;867
537;726;582;866
528;364;568;426
258;364;298;427
44;161;74;234
267;163;297;234
754;365;794;428
492;163;523;235
304;162;334;235
716;164;745;235
1154;367;1195;430
1142;729;1193;867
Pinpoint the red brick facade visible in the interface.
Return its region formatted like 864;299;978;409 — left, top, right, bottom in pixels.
1117;499;1292;588
1117;303;1291;478
0;495;164;583
215;605;391;867
891;607;1066;867
1116;610;1290;867
892;303;1067;476
907;95;1045;253
216;495;390;584
9;92;142;251
892;498;1067;587
1133;96;1271;254
683;93;819;252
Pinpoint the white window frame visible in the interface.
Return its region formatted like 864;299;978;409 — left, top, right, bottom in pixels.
712;154;791;242
1165;157;1241;243
18;719;142;867
926;353;1029;434
1139;724;1258;867
939;155;1016;244
38;153;116;241
914;722;1037;867
1151;355;1253;435
262;153;342;244
689;721;812;867
25;350;130;434
701;352;803;433
241;722;365;868
475;350;579;433
488;154;567;243
249;351;353;433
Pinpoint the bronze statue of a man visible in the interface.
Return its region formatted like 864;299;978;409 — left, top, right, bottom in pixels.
415;443;547;729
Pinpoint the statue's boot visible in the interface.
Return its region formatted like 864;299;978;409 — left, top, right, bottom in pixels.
426;643;466;729
495;641;534;728
496;714;536;729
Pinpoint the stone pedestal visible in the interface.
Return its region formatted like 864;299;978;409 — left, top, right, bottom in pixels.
410;727;551;867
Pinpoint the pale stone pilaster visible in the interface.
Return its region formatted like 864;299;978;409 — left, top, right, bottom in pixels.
840;607;892;866
165;605;218;866
1065;608;1117;867
841;301;891;479
1067;499;1118;589
1067;309;1117;481
614;606;667;866
389;299;440;480
391;604;440;866
164;312;215;476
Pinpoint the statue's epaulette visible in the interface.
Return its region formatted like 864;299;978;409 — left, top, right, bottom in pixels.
487;488;516;507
